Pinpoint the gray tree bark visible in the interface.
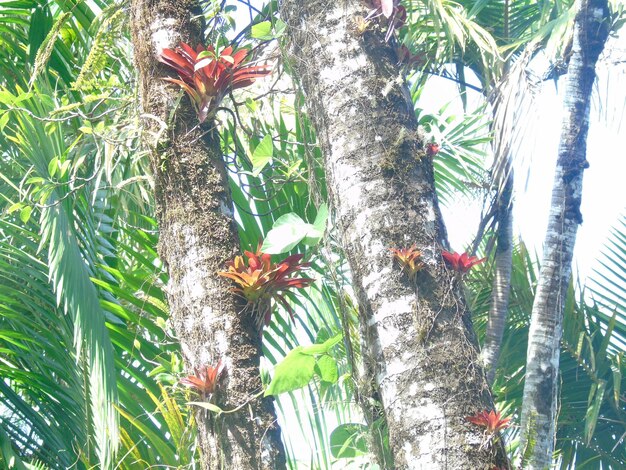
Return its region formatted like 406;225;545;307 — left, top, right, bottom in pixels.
519;0;610;467
481;169;514;385
130;2;286;468
281;1;508;468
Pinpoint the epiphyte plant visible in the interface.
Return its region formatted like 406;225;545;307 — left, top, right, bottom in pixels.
217;244;313;331
158;42;271;123
390;244;425;278
180;360;225;398
366;0;407;42
442;250;485;273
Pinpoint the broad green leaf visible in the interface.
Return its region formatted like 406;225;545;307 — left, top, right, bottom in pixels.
274;19;287;38
329;423;369;458
47;157;58;177
251;134;273;176
315;354;338;383
301;332;342;355
303;203;328;246
19;206;32;224
265;347;316;396
251;21;273;40
261;212;312;254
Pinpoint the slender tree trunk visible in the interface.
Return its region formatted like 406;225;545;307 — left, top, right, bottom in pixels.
281;1;507;468
130;2;286;468
481;168;514;385
519;0;610;467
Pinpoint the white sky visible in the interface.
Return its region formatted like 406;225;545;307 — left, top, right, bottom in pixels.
433;29;626;286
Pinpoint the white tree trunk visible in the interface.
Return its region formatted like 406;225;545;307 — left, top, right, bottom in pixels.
130;1;286;468
519;0;610;467
282;1;508;468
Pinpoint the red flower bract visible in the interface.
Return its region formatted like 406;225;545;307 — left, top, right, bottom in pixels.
366;0;407;41
442;250;485;273
465;410;511;434
218;245;313;330
180;359;224;395
158;42;271;122
426;142;440;157
390;244;425;278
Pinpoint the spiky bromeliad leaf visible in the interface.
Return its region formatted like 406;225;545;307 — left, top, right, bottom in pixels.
158;42;271;122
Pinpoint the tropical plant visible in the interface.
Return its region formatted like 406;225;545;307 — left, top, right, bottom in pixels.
0;1;624;469
159;42;271;122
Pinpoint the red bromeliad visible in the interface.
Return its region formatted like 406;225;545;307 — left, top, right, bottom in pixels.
442;250;485;273
426;142;440;157
366;0;407;41
218;245;313;330
390;244;425;278
158;42;271;122
180;359;225;396
465;410;512;434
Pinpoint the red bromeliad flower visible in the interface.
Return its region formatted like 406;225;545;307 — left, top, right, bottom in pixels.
366;0;407;41
442;250;485;273
158;42;271;122
218;245;313;330
426;142;440;157
180;359;224;395
397;44;426;67
465;410;511;434
390;244;425;278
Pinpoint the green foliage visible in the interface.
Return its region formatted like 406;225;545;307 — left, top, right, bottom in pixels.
265;333;342;396
261;204;328;254
329;423;369;458
469;238;626;468
0;1;624;470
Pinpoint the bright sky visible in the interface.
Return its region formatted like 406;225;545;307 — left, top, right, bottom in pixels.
434;29;626;287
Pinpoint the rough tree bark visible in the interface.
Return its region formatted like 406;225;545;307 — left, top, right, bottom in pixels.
281;1;508;468
130;2;286;468
519;0;610;467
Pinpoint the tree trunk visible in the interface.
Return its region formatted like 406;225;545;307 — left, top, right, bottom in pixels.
281;1;507;468
130;2;286;468
481;170;514;385
519;0;610;467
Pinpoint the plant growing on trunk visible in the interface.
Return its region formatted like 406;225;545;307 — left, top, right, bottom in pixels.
365;0;407;41
130;1;286;467
281;1;508;467
180;360;225;398
158;42;271;122
218;246;313;330
390;245;425;279
442;250;485;273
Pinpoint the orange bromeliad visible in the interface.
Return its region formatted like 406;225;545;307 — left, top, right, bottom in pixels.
218;245;313;330
390;244;425;278
180;360;225;396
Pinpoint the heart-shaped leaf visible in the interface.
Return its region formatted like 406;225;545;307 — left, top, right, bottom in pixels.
265;347;316;396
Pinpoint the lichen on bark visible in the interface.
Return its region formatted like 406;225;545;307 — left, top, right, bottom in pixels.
129;1;286;468
281;0;508;468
